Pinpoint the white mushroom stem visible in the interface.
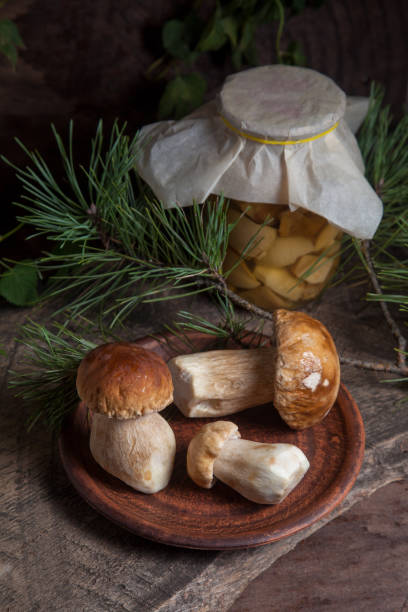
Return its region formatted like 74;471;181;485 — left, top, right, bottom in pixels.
169;309;341;430
213;439;309;504
90;412;176;494
168;348;276;417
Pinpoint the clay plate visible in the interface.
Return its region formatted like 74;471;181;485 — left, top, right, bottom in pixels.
58;332;365;550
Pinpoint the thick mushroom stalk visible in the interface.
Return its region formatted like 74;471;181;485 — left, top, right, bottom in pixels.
169;347;276;418
187;421;309;504
90;412;175;494
169;309;340;429
76;342;176;494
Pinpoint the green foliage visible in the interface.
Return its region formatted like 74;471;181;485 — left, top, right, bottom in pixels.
0;11;26;301
166;295;269;349
8;296;269;433
282;40;306;66
6;82;408;430
4;120;232;326
0;260;39;305
148;0;326;119
162;17;201;62
0;222;39;307
0;18;24;68
7;85;406;325
158;73;207;120
353;84;408;309
358;85;408;206
8;321;98;431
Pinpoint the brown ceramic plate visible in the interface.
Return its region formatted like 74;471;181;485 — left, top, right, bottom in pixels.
58;332;365;550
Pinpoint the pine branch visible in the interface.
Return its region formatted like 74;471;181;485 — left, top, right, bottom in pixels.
353;84;408;310
170;296;270;349
9;297;406;434
197;271;276;326
4;121;234;325
339;84;408;302
331;84;408;378
339;354;408;377
5;83;408;432
9;321;98;431
201;276;408;379
361;239;407;371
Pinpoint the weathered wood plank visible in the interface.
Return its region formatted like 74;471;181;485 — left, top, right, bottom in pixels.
0;284;407;612
0;0;407;608
230;480;408;612
153;432;408;612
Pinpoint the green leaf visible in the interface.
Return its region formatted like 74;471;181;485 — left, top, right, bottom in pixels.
291;0;306;12
158;73;207;120
183;12;204;48
283;40;306;66
229;18;258;68
239;18;255;52
231;47;243;70
0;261;39;306
253;2;280;23
222;16;239;48
0;19;24;68
243;38;258;65
197;5;227;52
162;19;192;60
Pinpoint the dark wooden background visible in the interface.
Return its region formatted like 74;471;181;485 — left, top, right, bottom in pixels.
0;0;407;257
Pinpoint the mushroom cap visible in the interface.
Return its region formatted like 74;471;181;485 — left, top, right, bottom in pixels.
273;309;340;429
76;342;173;419
187;421;240;488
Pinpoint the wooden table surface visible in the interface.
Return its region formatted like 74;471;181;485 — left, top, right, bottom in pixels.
1;285;407;611
0;0;406;609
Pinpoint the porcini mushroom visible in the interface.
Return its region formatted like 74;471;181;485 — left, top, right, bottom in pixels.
76;342;176;494
168;309;340;429
187;421;309;504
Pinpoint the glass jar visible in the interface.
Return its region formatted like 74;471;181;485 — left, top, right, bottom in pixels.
223;200;342;310
135;65;383;312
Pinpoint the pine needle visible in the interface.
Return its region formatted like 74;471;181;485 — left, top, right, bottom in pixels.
8;321;98;431
6;83;408;432
338;83;408;313
3;120;233;326
165;295;270;349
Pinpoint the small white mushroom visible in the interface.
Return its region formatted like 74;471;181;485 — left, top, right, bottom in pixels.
76;342;176;494
187;421;309;504
169;309;340;429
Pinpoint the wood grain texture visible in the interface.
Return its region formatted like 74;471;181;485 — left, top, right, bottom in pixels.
0;283;408;611
0;0;407;606
231;480;408;612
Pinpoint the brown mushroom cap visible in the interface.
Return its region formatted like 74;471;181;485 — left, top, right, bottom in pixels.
273;309;340;429
76;342;174;419
187;421;240;488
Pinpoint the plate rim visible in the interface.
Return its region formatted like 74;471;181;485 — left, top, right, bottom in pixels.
58;332;365;550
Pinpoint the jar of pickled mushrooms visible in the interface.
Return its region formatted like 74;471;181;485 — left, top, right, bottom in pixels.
135;65;383;310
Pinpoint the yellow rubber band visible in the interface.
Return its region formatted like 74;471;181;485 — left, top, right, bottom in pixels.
220;115;339;145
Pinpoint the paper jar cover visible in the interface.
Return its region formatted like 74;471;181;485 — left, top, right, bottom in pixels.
135;66;383;240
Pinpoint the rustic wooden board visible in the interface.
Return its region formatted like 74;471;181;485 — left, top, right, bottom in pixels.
1;285;407;611
231;480;408;611
0;0;407;608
